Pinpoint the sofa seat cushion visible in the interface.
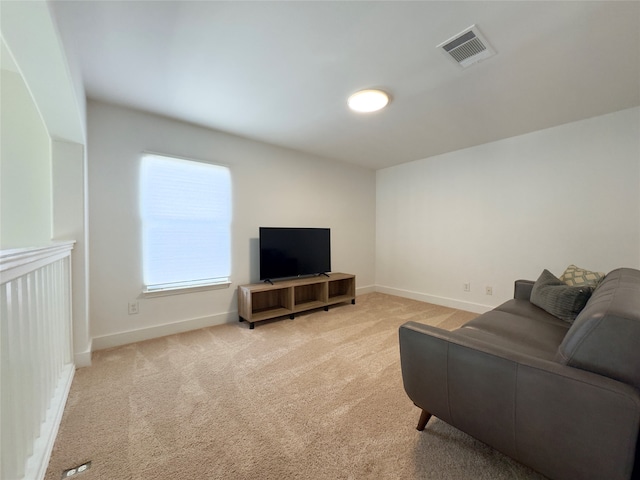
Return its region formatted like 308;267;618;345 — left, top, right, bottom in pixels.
495;299;571;325
457;301;570;360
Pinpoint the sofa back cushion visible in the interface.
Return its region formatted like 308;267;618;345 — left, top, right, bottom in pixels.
556;268;640;390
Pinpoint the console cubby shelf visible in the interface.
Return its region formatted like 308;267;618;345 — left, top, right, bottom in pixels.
237;273;355;329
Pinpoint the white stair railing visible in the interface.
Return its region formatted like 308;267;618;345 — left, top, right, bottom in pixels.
1;242;75;480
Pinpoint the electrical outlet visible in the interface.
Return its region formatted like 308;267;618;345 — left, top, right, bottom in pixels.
463;283;471;292
485;286;493;295
128;301;139;315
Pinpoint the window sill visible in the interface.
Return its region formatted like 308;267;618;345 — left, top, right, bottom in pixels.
142;281;231;298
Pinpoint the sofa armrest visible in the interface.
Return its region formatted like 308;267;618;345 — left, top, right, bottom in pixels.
399;321;640;480
514;279;535;300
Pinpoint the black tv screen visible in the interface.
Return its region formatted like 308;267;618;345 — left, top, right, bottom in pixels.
259;227;331;280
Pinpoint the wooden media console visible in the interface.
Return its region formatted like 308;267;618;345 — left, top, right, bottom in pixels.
237;273;355;329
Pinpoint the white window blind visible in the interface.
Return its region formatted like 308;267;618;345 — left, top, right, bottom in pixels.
140;154;231;292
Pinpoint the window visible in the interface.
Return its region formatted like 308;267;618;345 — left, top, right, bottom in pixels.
140;154;231;293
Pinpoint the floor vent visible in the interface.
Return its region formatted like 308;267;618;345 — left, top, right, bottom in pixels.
437;25;496;68
61;461;92;478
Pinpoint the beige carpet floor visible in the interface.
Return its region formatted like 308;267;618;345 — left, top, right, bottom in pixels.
45;293;547;480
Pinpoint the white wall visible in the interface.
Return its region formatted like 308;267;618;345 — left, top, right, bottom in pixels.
52;140;91;365
2;2;91;366
0;67;52;249
88;101;376;349
376;107;640;313
1;0;85;144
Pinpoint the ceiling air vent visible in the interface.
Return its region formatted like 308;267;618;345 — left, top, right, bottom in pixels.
437;25;496;68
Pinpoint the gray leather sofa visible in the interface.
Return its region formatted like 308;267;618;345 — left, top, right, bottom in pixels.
399;267;640;480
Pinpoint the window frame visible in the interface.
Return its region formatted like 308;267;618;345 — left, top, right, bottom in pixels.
139;152;232;297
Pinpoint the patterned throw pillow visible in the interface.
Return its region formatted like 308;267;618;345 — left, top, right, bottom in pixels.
559;264;605;288
531;269;592;323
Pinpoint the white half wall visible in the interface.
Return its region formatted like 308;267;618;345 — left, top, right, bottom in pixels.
376;107;640;312
88;101;376;348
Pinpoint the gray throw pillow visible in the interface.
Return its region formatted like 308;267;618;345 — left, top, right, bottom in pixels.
530;269;592;323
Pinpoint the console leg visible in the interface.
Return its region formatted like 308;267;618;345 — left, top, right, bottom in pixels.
289;314;294;320
417;409;432;431
239;317;244;323
351;299;356;305
324;306;329;312
249;322;255;330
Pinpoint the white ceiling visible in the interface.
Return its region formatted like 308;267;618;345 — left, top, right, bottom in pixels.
51;0;640;170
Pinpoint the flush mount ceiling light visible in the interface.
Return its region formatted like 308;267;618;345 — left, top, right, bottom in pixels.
347;89;389;113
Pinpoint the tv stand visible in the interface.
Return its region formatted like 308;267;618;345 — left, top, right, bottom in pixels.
237;273;355;329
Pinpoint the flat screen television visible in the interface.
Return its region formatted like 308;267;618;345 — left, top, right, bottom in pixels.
259;227;331;281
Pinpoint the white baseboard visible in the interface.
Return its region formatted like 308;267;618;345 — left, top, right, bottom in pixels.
92;311;237;351
74;340;93;368
374;285;492;314
356;284;376;295
26;363;75;480
91;289;485;352
92;289;380;352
